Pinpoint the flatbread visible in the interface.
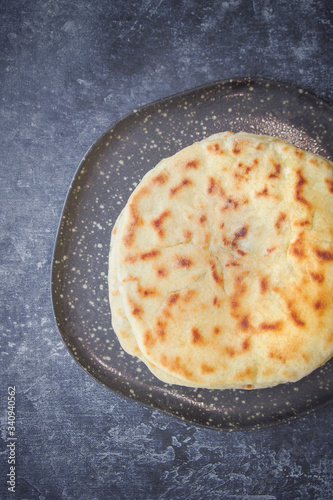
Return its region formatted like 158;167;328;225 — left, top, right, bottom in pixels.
108;131;333;389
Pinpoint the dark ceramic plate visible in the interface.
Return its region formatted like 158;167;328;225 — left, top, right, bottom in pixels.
52;77;333;430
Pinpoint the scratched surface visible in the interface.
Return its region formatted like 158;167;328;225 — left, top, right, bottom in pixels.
0;1;333;499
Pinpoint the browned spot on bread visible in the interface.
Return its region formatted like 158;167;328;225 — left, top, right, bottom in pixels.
143;331;156;348
168;293;180;305
225;226;248;251
275;212;286;232
199;214;207;224
290;309;305;327
281;297;306;327
232;138;251;155
137;284;158;297
260;277;269;294
295;169;311;208
131;302;143;318
262;367;274;377
183;229;192;241
230;280;247;313
151;210;171;237
260;321;282;331
125;254;138;263
266;246;277;254
256;186;269;197
240;315;250;331
122;185;152;246
201;363;215;374
140;249;160;260
242;338;250;351
213;296;221;307
296;219;310;227
290;233;305;259
269;351;286;363
233;162;253;181
222;198;239;210
226;260;240;267
207;177;225;197
157;267;168;277
235;366;253;381
325;178;333;193
185;159;199;168
269;162;281;179
170;178;192;197
226;346;235;357
314;248;333;261
123;205;142;247
230;297;239;309
122;274;138;283
237;249;247;256
314;300;325;311
163;308;172;319
309;158;319;167
235;226;248;240
207;142;224;154
119;329;129;340
202;231;210;250
160;354;193;378
210;260;223;285
235;271;250;284
295;150;304;159
207;177;216;194
152;173;168;184
191;327;203;344
213;326;221;335
175;255;192;268
156;320;166;340
183;289;196;302
310;272;324;284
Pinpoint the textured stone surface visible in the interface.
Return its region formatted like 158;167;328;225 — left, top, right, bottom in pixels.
0;0;333;498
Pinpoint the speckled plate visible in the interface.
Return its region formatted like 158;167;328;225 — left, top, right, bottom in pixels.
52;77;333;430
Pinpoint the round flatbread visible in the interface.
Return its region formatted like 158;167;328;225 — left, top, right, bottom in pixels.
108;131;333;389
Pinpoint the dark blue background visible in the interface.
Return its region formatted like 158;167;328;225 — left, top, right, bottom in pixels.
1;1;332;498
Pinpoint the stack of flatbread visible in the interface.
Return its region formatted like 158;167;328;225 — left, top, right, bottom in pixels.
108;131;333;389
